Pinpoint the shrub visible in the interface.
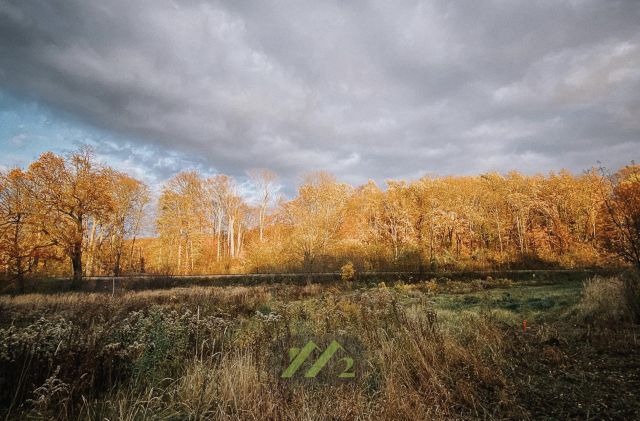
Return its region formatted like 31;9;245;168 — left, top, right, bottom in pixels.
577;276;631;324
416;279;438;294
340;262;356;282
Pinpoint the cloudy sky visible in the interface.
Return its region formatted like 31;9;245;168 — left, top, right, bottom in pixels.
0;0;639;195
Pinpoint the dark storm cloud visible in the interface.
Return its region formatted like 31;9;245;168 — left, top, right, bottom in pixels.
1;0;639;187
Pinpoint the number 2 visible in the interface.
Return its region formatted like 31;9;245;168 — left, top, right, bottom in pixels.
338;357;355;378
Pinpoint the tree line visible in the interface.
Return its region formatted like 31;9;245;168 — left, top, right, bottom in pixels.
1;147;638;289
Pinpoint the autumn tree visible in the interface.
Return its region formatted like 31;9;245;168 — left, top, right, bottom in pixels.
222;182;242;259
283;172;351;271
28;148;113;287
156;172;251;274
380;181;413;262
480;173;508;258
406;178;447;268
157;171;208;274
0;169;53;290
339;180;385;269
599;164;640;270
106;172;150;276
206;175;230;262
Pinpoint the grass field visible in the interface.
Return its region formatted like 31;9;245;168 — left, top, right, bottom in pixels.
1;275;639;420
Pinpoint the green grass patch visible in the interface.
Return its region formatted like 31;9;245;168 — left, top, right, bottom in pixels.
431;279;583;323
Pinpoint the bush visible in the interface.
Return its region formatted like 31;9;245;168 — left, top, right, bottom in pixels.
416;279;438;294
577;276;632;324
340;262;356;282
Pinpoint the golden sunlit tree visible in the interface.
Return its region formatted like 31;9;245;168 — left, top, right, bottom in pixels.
106;171;150;276
0;169;54;290
283;172;351;271
27;147;113;287
157;171;208;274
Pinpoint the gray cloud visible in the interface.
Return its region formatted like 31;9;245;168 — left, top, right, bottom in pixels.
1;0;639;189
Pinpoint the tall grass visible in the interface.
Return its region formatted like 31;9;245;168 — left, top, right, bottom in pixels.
576;274;640;324
0;281;521;420
0;275;635;419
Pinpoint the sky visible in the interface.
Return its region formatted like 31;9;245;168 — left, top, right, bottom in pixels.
0;0;639;197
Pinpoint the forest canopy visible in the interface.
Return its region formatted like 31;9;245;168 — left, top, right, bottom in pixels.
1;147;638;286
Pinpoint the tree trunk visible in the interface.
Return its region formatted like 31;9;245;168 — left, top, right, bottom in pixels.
216;227;222;261
128;235;138;272
113;250;121;277
216;211;223;261
189;239;194;273
303;249;314;272
228;215;235;258
259;209;263;242
71;241;83;289
16;273;25;293
496;210;503;256
177;241;182;275
139;247;145;273
429;220;434;262
259;206;265;242
516;214;524;255
11;218;25;292
15;256;25;293
86;218;97;276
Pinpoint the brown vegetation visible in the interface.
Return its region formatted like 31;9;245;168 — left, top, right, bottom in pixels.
0;276;638;419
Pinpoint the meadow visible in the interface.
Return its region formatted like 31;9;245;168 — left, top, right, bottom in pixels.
1;273;639;420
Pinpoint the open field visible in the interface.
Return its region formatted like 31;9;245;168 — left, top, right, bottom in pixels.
1;274;639;420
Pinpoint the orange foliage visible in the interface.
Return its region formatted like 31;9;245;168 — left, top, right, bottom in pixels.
2;147;637;282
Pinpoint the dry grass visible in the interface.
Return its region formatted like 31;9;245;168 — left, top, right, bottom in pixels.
0;282;515;420
577;276;633;324
0;275;637;420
